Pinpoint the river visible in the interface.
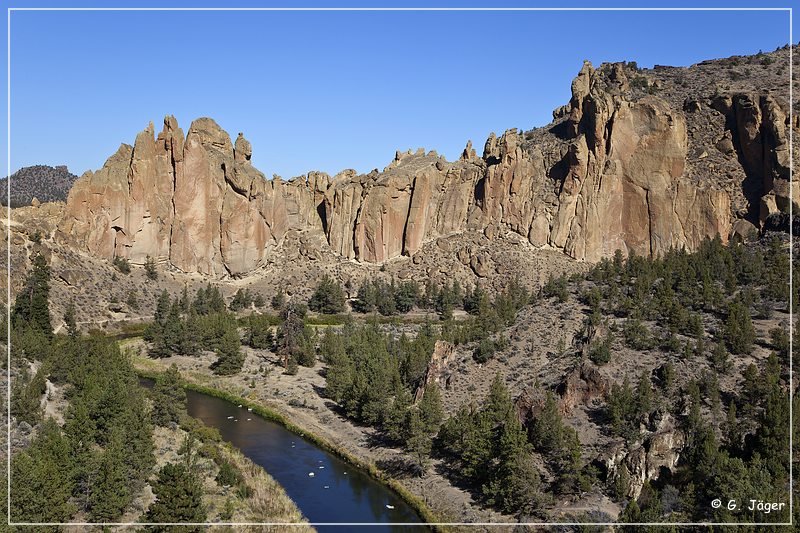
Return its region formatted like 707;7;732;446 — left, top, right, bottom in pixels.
142;380;429;531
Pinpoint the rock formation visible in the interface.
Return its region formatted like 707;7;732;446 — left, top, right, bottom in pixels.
603;415;686;500
56;51;796;277
59;117;328;276
413;340;457;402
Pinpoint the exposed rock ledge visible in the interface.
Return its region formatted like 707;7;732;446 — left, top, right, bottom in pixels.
56;60;795;277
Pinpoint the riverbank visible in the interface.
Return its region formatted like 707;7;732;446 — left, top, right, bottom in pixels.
147;423;315;530
129;342;508;531
136;363;444;531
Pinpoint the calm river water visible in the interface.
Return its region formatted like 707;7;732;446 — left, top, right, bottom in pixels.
143;379;428;531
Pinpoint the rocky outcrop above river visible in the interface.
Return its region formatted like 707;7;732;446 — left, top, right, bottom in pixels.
55;47;797;277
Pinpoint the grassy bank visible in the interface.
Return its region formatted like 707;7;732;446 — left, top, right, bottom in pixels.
136;365;446;531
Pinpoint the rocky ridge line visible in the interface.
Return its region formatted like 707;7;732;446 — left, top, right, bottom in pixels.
56;50;797;277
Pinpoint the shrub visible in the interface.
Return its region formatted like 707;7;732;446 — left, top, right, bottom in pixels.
589;335;612;366
144;256;158;281
308;275;346;314
215;460;242;488
113;256;131;274
285;355;299;375
473;338;497;364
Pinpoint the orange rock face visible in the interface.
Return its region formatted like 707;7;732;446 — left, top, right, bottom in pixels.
57;59;790;277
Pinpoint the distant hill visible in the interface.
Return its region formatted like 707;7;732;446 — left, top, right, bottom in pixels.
0;165;78;207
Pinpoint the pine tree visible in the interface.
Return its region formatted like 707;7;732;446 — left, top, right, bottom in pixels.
710;342;731;372
405;409;432;473
179;283;190;313
614;463;632;501
64;399;97;511
485;374;513;426
460;410;493;486
436;404;474;457
607;376;637;440
212;326;244;375
419;384;444;435
500;447;543;515
322;333;353;403
376;279;397;316
163;302;184;353
660;361;675;391
245;313;274;350
277;303;306;365
394;281;419;313
755;379;790;481
484;411;540;514
384;386;413;443
464;284;489;315
253;293;266;308
724;297;755;355
419;279;438;309
123;403;155;486
400;324;436;387
64;300;78;338
296;327;318;367
144;255;159;280
113;256;131;274
207;285;226;313
178;311;202;356
353;279;377;313
724;401;741;452
271;291;286;311
230;288;253;312
635;371;653;419
151;365;187;427
127;289;140;310
285;355;299;375
11;252;52;336
88;428;131;521
10;366;44;425
145;462;207;529
554;427;584;495
10;419;75;523
154;289;171;326
192;286;209;315
530;392;563;453
308;275;346;314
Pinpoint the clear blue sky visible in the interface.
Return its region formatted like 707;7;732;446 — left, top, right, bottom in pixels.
2;1;793;180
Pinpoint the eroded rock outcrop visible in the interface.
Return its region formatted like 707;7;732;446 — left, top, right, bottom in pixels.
323;150;483;263
556;361;611;415
545;63;731;260
57;55;794;277
413;340;457;402
59;116;326;276
603;421;686;500
711;92;796;223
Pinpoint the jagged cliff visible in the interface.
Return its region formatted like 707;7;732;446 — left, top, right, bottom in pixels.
56;48;797;277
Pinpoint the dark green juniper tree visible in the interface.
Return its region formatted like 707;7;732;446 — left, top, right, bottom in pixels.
151;364;187;427
11;252;52;337
308;275;346;314
145;462;207;530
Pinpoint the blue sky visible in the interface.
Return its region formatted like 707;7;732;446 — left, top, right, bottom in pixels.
2;1;793;180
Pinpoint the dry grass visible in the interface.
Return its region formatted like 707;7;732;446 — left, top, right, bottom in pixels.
223;446;313;529
110;415;314;530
